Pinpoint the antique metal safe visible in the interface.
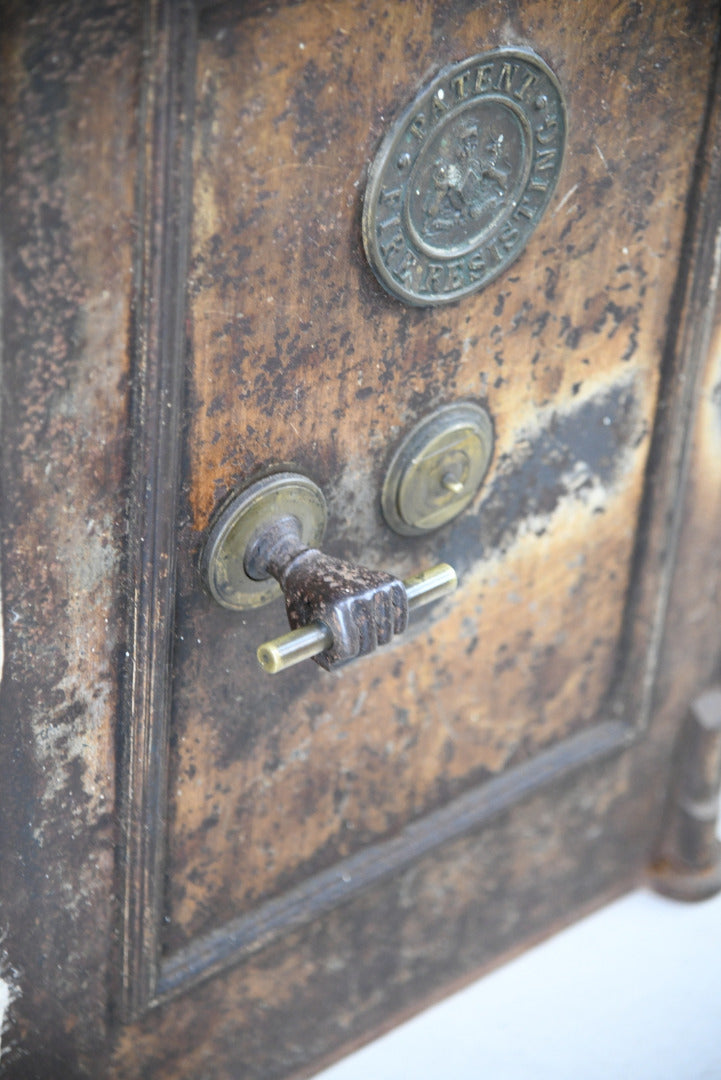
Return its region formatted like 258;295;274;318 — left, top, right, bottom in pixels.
1;1;720;1077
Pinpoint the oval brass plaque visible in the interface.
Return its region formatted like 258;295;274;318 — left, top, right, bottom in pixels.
362;48;566;306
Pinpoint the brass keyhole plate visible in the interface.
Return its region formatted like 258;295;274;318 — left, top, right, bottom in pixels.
201;473;327;610
382;402;494;536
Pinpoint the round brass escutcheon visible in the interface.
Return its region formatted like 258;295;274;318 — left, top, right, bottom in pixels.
382;403;493;536
201;473;327;610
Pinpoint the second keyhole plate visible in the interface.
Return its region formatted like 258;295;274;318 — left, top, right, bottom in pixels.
382;401;494;536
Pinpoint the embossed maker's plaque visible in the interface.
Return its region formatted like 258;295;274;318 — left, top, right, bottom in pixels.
362;48;566;306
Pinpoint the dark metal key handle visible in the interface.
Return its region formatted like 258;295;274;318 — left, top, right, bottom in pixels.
201;473;457;673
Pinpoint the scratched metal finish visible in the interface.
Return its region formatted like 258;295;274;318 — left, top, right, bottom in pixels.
163;0;717;955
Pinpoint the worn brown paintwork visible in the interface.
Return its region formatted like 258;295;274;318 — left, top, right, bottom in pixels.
0;0;720;1078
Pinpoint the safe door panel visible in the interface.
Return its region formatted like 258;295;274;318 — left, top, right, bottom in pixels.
155;0;715;966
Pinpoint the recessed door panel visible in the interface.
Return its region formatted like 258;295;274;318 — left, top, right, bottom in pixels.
162;0;713;954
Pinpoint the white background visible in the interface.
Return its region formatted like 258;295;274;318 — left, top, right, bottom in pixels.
316;887;721;1080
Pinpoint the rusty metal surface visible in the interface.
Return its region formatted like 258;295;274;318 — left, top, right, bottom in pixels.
164;0;717;958
0;1;720;1078
0;1;141;1075
112;5;721;1064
